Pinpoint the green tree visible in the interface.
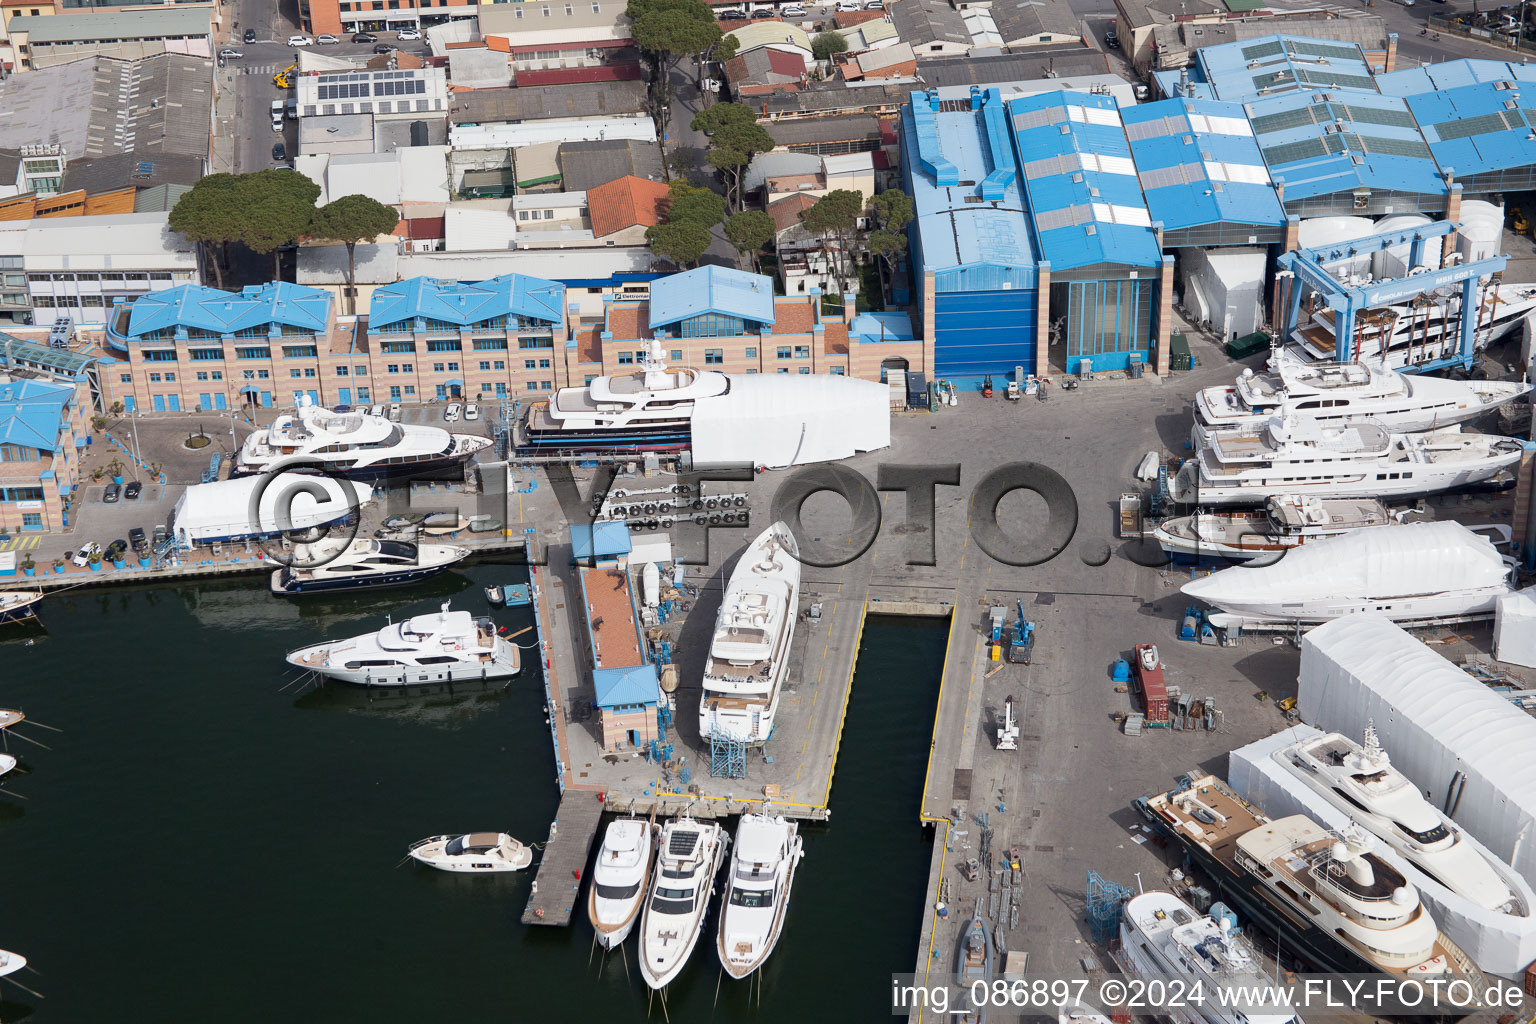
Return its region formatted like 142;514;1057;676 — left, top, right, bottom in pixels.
811;30;848;61
646;221;713;268
647;180;725;268
724;210;776;275
799;189;865;294
629;0;723;176
168;173;246;289
691;102;774;212
308;194;401;314
865;189;914;296
240;170;321;280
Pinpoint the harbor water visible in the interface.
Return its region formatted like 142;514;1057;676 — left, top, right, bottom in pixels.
3;564;945;1022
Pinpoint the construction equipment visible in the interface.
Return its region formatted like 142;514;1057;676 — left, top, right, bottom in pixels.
987;604;1007;661
273;63;297;88
995;695;1020;751
1007;601;1035;664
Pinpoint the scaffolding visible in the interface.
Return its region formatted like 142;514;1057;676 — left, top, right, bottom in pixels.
1086;870;1134;947
492;396;518;459
709;732;746;779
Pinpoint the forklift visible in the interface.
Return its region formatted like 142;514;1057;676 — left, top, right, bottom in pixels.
982;374;994;397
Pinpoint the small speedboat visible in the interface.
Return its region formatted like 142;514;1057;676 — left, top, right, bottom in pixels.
407;832;533;873
468;516;503;533
588;817;658;950
423;514;470;536
0;753;15;778
383;513;425;530
485;585;505;606
0;949;26;977
0;709;24;730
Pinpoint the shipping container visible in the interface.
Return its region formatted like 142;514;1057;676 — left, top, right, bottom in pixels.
1225;331;1271;360
1133;643;1170;726
1169;333;1193;372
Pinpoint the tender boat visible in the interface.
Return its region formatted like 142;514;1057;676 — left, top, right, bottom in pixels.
422;514;469;536
955;904;993;1024
639;817;728;990
0;710;24;731
284;601;520;686
1139;773;1484;980
699;523;800;746
485;585;505;606
0;949;26;978
269;537;470;594
407;832;532;872
0;590;42;625
1120;891;1298;1024
716;813;803;978
1182;520;1512;628
0;753;14;777
1169;415;1523;507
588;817;659;950
234;395;491;479
1152;495;1395;563
1277;723;1527;916
1193;352;1531;444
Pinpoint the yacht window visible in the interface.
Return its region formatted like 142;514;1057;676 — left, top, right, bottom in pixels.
344;659;401;668
728;887;774;908
418;656;458;665
661;867;693;879
650;889;694;914
596;880;642;900
1394;821;1450;845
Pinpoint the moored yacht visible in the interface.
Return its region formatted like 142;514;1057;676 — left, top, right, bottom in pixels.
1193;353;1530;445
0;949;25;978
588;817;659;950
1169;415;1523;507
716;813;803;978
0;590;42;624
1138;773;1482;980
1153;495;1394;563
269;537;470;594
1120;891;1298;1024
1277;723;1527;916
235;396;491;479
699;523;800;746
407;832;532;873
639;817;728;990
284;601;519;685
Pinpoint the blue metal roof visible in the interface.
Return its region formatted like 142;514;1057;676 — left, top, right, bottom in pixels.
1197;34;1378;103
1376;58;1536;97
569;522;632;559
0;377;73;452
1123;98;1284;231
849;311;915;343
125;282;331;338
1396;76;1536;178
593;664;660;708
647;266;776;329
902;89;1038;287
1247;89;1445;202
1007;90;1160;271
369;274;564;331
1152;70;1217;102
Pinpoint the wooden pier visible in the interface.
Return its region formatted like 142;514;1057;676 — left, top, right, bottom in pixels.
522;789;606;927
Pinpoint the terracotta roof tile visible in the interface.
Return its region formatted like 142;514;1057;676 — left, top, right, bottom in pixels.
605;303;652;341
766;192;816;232
772;299;816;336
575;326;603;363
586;175;671;238
823;319;849;355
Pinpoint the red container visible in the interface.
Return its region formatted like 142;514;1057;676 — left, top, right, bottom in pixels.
1133;643;1170;726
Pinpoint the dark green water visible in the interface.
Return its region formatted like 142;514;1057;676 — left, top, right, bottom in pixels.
4;571;944;1023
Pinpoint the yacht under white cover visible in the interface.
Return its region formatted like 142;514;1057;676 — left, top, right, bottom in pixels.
1230;723;1536;979
1495;586;1536;669
690;373;890;468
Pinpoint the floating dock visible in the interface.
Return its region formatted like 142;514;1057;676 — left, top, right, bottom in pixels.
522;790;606;927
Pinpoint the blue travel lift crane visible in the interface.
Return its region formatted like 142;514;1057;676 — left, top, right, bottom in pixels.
1008;601;1035;664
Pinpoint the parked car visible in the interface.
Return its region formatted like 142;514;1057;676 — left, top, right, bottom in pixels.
316;33;340;44
1104;27;1119;48
124;481;142;500
73;543;98;568
373;43;396;54
443;403;462;423
388;403;402;420
153;525;167;547
464;403;480;421
218;47;244;59
718;8;748;18
369;403;385;417
864;0;884;8
750;7;775;16
244;28;258;43
272;142;287;162
835;1;860;10
128;527;147;550
333;404;352;413
103;482;121;503
351;31;377;42
288;34;312;46
271;117;284;133
396;28;421;40
781;5;808;16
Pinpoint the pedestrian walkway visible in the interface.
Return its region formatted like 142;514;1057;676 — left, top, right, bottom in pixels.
0;536;43;551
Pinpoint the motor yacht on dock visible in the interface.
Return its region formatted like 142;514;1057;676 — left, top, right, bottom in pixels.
407;832;532;872
284;601;519;686
269;537;470;594
699;522;800;746
234;396;491;479
716;813;802;978
1152;494;1395;563
639;817;728;989
1277;723;1527;916
588;817;659;950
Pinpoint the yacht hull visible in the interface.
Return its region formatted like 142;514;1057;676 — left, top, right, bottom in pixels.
232;448;479;482
284;648;520;687
0;591;43;624
270;561;457;595
519;424;692;454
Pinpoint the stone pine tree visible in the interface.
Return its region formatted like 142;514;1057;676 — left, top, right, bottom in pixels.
810;31;848;61
646;180;726;268
629;0;724;177
724;210;776;275
240;170;322;281
799;189;865;295
168;173;247;289
309;194;401;314
692;102;775;213
865;189;915;300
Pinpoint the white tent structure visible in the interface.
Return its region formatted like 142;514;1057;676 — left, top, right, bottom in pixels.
1178;247;1265;341
1183;520;1512;626
691;374;890;469
1230;723;1536;979
172;474;374;546
1494;585;1536;669
1299;614;1536;889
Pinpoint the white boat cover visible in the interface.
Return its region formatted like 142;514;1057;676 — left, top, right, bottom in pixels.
173;473;374;544
1495;585;1536;669
1229;723;1536;979
1183;520;1507;608
1178;247;1265;341
1299;614;1536;889
691;373;890;469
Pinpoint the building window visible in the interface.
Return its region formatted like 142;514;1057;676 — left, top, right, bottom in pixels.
541;380;552;390
472;338;508;351
433;362;445;373
794;346;810;359
831;366;846;375
291;369;302;378
427;339;460;352
524;359;536;369
538;359;550;369
336;366;349;376
616;352;634;365
798;366;811;374
670;349;682;361
745;346;757;358
401;363;413;373
165;373;175;382
403;385;415;396
282;344;316;359
213;372;224;381
390;386;401;399
119;373;131;383
447;362;459;372
304;368;316;378
235;346;270;360
480;382;493;393
777;346;791;359
140;349;177;362
196;371;209;381
518;337;554;349
704;349;723;365
380;339;416;352
527;381;539;391
479;360;491;371
494;360;505;370
188;348;225;362
387;364;399;374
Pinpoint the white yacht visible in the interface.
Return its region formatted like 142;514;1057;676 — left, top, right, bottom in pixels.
1169;415;1523;507
1153;495;1395;563
284;601;520;686
1120;891;1298;1024
407;832;533;873
0;949;25;978
639;817;728;990
0;753;14;778
699;523;800;746
588;817;659;950
0;590;42;624
522;341;726;453
1289;282;1536;371
1277;723;1527;916
716;814;803;979
269;537;470;594
235;396;492;479
1182;520;1512;628
1193;353;1530;444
